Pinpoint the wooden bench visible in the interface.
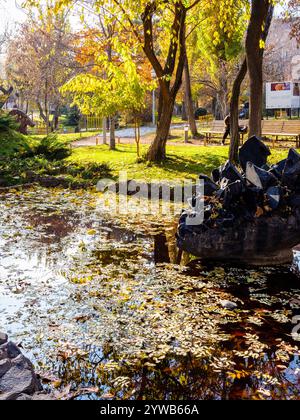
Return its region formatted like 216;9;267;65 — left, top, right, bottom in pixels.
200;119;300;147
200;120;248;146
261;120;300;147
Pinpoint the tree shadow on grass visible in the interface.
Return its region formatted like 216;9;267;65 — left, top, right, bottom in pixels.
158;153;228;178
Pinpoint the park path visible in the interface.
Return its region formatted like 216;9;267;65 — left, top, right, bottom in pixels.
72;124;207;147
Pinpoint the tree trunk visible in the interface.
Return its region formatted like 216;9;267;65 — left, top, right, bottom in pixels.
246;0;274;137
134;118;141;157
229;59;248;164
184;57;198;137
147;98;175;162
53;106;60;131
109;116;116;150
103;118;107;145
142;2;187;162
36;101;47;124
182;101;188;121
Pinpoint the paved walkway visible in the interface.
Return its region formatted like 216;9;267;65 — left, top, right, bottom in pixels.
72;124;207;148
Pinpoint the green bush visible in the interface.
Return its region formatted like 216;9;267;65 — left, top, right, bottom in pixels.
0;131;33;159
0;111;19;133
64;106;81;127
33;134;72;161
64;162;111;179
0;155;112;187
0;129;112;187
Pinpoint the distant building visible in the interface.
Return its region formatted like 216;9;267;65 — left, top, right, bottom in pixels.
265;19;299;82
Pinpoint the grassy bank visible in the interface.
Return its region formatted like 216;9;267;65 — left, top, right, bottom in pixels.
0;128;298;187
69;144;293;182
0;132;110;188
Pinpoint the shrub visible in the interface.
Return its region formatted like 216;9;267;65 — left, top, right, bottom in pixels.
65;162;111;179
0;111;19;133
64;106;81;127
33;134;72;161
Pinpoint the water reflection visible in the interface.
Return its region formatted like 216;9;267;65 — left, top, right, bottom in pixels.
293;246;300;277
0;188;300;400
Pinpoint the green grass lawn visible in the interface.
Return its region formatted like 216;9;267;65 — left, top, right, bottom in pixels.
31;131;97;144
69;144;294;182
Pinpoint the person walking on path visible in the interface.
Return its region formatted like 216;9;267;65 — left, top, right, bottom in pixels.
222;114;248;146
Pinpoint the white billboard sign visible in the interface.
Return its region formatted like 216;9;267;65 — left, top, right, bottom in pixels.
266;82;300;109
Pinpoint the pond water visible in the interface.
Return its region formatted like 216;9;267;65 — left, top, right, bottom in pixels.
1;188;300;400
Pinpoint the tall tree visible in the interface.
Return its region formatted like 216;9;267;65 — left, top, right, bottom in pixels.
193;0;248;120
39;0;202;161
246;0;274;137
229;1;274;162
62;48;152;152
228;58;247;163
183;29;199;138
288;0;300;44
6;2;76;132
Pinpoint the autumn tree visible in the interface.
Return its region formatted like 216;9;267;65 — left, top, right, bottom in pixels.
246;0;274;137
229;0;274;163
288;0;300;44
62;47;153;153
6;2;76;132
126;1;201;162
72;6;153;150
36;0;204;161
194;0;248;120
74;6;122;149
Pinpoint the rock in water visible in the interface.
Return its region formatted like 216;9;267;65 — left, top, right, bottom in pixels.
222;181;246;209
199;174;219;197
0;334;53;400
239;136;271;171
220;300;238;310
219;160;244;183
0;354;42;400
266;186;282;210
212;168;220;183
0;333;8;346
270;159;287;179
177;147;300;266
246;162;278;190
289;194;300;208
282;148;300;188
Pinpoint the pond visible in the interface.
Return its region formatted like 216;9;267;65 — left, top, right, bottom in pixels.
1;187;300;400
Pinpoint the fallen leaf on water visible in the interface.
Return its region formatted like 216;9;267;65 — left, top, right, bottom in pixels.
87;229;97;235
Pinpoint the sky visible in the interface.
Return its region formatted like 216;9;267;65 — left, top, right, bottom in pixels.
0;1;27;30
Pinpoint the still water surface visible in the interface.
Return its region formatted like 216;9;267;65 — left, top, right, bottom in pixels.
1;188;300;400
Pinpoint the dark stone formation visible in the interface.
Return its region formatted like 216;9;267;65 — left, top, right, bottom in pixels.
270;159;287;179
220;180;246;209
199;174;219;197
266;186;282;210
212;168;221;183
0;333;8;346
0;333;53;401
177;147;300;266
289;194;300;208
282;148;300;188
219;160;244;184
246;162;278;190
239;136;271;171
262;164;271;171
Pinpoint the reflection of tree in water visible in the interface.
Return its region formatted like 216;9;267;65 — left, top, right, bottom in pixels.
55;337;300;400
2;189;300;400
53;234;300;400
